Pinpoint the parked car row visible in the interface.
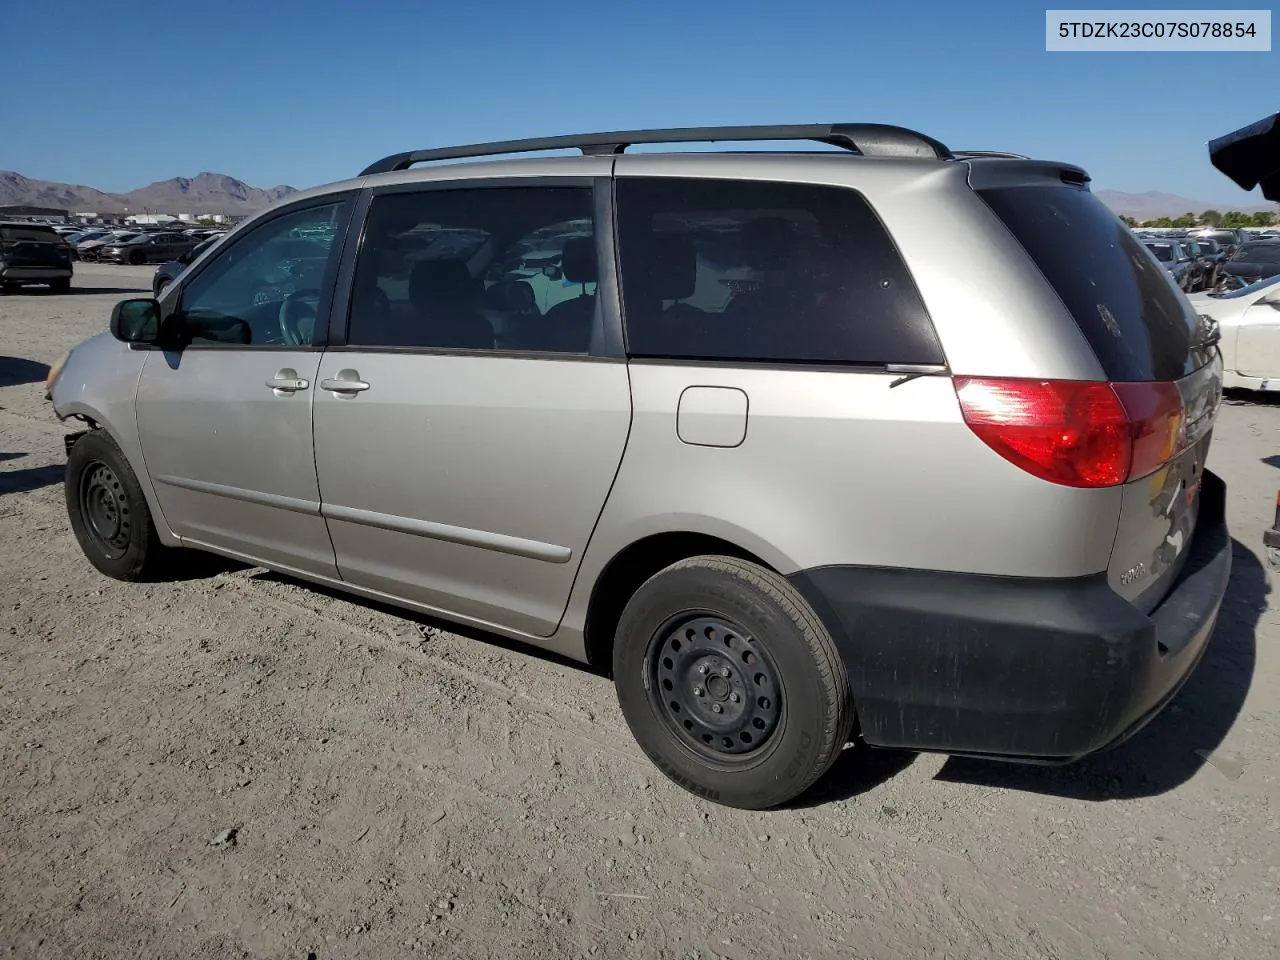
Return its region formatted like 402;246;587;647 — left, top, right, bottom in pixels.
1140;234;1280;293
57;226;227;262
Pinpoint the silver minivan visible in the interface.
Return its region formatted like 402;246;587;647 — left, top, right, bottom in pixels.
48;124;1232;808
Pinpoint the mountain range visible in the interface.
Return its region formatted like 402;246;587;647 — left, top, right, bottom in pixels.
2;171;1274;223
0;171;298;216
1095;190;1277;220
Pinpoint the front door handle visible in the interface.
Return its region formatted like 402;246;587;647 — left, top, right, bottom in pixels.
320;369;371;396
266;368;310;394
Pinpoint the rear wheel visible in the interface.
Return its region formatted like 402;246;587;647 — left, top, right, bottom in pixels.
65;431;174;581
128;250;145;266
612;555;853;809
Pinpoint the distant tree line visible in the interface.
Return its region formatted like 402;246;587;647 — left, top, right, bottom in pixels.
1118;210;1278;228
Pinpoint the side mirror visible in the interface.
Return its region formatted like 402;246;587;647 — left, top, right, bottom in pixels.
109;298;162;344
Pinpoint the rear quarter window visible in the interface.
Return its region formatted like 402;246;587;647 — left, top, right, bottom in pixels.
978;186;1202;381
615;178;944;366
0;225;59;243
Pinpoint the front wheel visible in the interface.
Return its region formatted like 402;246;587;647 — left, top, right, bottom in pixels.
65;430;174;581
613;556;854;809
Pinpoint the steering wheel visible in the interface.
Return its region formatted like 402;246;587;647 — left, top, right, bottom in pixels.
278;289;320;346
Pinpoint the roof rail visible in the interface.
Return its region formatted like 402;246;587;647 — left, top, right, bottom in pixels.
952;150;1030;160
359;123;953;176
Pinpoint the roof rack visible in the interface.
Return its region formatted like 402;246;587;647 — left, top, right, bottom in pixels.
952;150;1030;160
359;123;954;176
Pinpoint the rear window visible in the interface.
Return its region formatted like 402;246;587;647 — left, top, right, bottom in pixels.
615;178;944;365
0;225;59;243
978;186;1199;382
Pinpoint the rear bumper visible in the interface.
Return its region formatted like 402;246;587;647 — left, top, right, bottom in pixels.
0;265;72;281
790;470;1231;761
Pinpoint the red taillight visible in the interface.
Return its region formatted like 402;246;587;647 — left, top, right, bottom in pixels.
955;377;1185;488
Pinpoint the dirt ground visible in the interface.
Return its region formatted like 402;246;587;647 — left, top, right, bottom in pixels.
2;263;1278;960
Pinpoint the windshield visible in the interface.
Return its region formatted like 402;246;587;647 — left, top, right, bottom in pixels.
1232;244;1280;264
1209;274;1280;300
1145;243;1174;262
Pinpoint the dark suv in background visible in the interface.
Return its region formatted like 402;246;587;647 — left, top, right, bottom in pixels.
0;222;73;293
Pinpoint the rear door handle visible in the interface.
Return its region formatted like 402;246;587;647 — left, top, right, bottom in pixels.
320;370;371;396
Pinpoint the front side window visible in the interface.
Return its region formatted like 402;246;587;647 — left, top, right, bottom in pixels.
178;201;346;347
615;177;943;365
1235;244;1280;264
347;186;596;353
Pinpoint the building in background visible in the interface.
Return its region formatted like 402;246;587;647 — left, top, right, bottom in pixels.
0;204;69;220
124;213;179;225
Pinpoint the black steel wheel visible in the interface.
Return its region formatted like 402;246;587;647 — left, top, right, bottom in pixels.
647;615;782;758
613;556;854;809
65;430;173;581
78;461;132;560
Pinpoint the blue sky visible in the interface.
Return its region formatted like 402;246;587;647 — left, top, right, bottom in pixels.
5;0;1276;204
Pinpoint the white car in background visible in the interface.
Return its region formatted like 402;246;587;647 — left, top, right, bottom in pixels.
1189;276;1280;391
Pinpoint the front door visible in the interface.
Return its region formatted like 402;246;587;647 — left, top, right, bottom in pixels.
312;178;631;636
135;197;354;577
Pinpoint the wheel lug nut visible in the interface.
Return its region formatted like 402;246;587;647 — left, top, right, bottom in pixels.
729;692;740;703
693;686;704;696
720;667;731;678
711;703;723;714
698;664;709;675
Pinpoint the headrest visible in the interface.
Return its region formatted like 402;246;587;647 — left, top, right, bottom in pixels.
647;234;697;301
740;216;798;270
409;258;477;309
561;236;597;284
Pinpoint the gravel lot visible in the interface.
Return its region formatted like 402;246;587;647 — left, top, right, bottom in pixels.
2;263;1278;960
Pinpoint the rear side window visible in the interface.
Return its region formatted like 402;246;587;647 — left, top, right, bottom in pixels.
615;178;943;365
0;225;58;243
347;186;597;353
978;186;1199;382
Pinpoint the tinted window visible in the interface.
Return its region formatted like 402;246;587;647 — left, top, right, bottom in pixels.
347;186;596;353
979;185;1200;381
615;178;942;365
1145;243;1174;263
178;201;346;347
1234;243;1280;264
0;225;59;243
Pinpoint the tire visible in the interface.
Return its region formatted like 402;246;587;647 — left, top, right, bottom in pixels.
612;555;854;809
128;250;145;265
50;279;71;294
65;430;173;581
